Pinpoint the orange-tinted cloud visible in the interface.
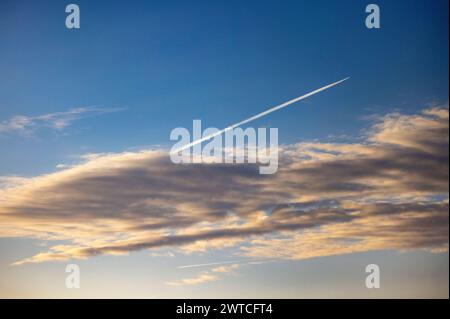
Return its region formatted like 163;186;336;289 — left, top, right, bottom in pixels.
0;105;448;266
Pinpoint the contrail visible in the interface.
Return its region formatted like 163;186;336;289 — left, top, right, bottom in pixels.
178;259;276;269
178;260;241;269
171;77;349;154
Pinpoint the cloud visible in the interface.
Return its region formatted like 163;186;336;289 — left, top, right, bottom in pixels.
242;201;449;260
0;107;124;136
178;260;241;269
0;105;448;268
166;264;240;286
166;273;219;286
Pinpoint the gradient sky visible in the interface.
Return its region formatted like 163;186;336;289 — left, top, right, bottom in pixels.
0;0;448;298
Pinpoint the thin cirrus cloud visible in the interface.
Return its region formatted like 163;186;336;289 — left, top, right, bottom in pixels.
167;264;241;286
171;260;275;286
0;106;124;136
0;105;448;276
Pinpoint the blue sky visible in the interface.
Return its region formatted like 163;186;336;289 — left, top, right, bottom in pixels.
0;0;448;298
1;0;448;174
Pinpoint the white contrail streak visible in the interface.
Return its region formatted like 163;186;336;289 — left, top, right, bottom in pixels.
171;77;349;154
178;259;276;269
178;260;240;269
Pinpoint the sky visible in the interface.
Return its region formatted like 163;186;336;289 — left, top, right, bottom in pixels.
0;0;448;298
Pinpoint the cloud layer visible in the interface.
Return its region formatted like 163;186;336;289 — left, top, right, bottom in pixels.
0;105;448;267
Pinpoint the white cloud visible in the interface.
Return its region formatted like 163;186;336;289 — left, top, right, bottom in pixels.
0;106;124;136
166;264;240;286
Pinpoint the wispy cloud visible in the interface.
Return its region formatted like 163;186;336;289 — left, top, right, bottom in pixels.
168;260;272;286
167;264;241;286
0;105;447;268
178;260;241;269
165;273;220;286
0;106;124;136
